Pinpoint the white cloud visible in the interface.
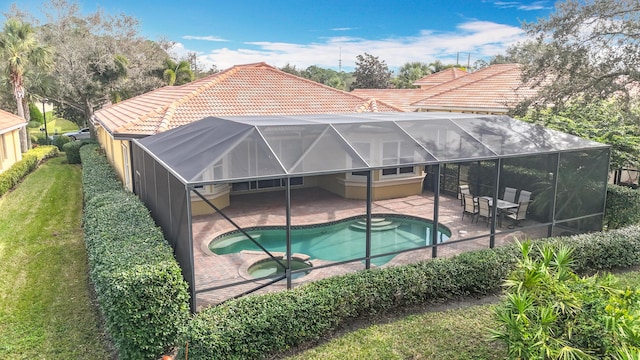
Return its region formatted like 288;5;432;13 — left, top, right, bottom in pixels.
492;1;551;11
185;20;525;72
331;27;355;31
182;35;228;42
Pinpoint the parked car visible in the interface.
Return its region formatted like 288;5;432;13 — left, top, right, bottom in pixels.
62;127;91;141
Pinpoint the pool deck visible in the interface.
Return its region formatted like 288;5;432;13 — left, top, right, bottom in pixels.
191;187;544;310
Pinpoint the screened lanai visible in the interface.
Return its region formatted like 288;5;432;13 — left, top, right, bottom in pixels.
131;112;610;311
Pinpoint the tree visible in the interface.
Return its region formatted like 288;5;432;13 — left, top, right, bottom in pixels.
279;63;302;77
519;99;640;171
37;0;165;125
350;53;392;90
0;18;51;152
162;58;194;86
302;65;335;85
512;0;640;115
392;61;432;89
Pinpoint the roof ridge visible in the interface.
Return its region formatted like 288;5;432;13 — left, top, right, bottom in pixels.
263;65;405;112
133;65;248;133
410;64;521;106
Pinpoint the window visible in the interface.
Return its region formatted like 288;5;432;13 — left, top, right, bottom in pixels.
381;141;415;177
195;161;226;195
0;134;6;163
231;177;304;192
122;142;131;190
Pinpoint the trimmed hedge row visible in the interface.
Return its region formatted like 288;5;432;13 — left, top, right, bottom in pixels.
63;139;96;164
605;184;640;229
184;225;640;359
80;145;190;360
0;145;59;197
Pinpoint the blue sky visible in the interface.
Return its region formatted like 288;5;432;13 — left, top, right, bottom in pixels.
5;0;555;72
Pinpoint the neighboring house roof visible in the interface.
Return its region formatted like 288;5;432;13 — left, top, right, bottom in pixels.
0;109;26;135
410;64;536;113
350;64;534;114
93;62;402;138
413;67;468;88
350;89;432;112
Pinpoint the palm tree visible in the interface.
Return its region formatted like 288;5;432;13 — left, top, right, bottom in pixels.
162;58;194;86
0;18;51;152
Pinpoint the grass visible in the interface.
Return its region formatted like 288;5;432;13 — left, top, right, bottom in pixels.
285;269;640;360
28;112;79;138
284;302;505;360
0;156;110;359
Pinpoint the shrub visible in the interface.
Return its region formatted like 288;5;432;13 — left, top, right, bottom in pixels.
33;135;48;146
52;135;71;151
62;140;83;163
605;184;640;229
0;146;58;197
28;102;44;124
80;145;190;360
491;240;640;359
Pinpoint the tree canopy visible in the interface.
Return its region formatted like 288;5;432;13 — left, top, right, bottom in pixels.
0;0;170;125
519;99;640;170
350;53;392;90
392;62;431;89
0;17;51;151
512;0;640;114
35;0;167;123
162;58;194;86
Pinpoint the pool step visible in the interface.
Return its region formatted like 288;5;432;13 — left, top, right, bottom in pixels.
350;218;399;231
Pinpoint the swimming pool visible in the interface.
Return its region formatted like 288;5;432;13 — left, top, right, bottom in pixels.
209;215;451;266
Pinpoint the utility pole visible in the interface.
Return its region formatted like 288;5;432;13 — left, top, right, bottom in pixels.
42;98;48;145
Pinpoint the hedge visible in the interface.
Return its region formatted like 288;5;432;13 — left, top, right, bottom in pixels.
184;223;640;359
80;145;190;360
604;184;640;229
0;145;59;197
62;139;96;164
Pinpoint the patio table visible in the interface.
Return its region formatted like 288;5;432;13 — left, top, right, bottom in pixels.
480;197;519;227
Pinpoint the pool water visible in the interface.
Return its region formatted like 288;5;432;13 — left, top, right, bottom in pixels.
248;258;312;279
209;216;451;266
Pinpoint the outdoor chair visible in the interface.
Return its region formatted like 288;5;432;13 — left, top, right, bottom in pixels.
506;201;529;228
517;190;531;204
502;187;517;203
462;193;478;221
459;184;471;205
476;197;491;226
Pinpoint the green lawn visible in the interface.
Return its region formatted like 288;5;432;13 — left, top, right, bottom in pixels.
285;302;504;360
0;156;110;359
29;112;79;138
286;270;640;359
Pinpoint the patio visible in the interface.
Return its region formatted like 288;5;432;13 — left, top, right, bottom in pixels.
192;187;546;309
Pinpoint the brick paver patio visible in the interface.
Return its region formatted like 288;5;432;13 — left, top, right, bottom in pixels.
192;187;545;310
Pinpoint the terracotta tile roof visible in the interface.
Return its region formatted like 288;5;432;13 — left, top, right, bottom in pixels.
94;62;402;137
413;67;468;88
410;64;536;113
0;109;26;134
350;64;534;113
350;89;432;112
